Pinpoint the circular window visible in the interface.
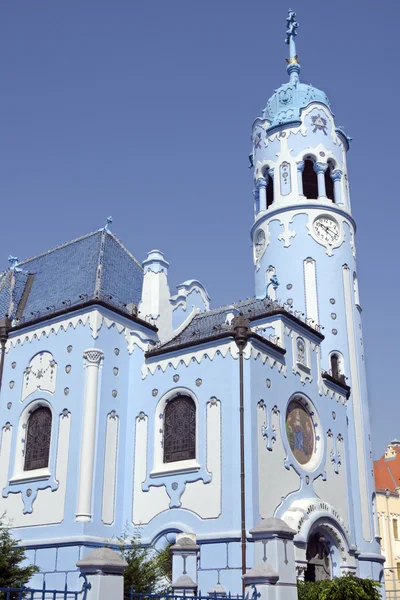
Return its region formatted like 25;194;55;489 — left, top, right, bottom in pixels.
286;399;315;466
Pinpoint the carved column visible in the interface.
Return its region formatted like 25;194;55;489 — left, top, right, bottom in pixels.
314;162;328;198
76;349;104;522
296;161;305;196
331;169;343;205
256;178;267;212
253;189;260;216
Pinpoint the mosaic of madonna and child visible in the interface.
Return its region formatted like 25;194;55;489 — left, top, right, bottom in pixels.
286;400;314;465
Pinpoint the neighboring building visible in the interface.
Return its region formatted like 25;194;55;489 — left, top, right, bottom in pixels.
374;441;400;594
0;11;383;594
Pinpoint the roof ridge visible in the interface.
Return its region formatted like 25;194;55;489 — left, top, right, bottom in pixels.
18;230;101;266
93;229;106;298
106;231;143;271
192;297;260;320
387;465;398;489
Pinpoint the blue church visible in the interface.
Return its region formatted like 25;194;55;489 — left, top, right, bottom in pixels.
0;11;383;595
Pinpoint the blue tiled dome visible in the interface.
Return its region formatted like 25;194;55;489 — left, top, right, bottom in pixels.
262;80;331;128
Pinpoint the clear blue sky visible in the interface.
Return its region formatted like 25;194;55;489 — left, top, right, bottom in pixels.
0;1;397;458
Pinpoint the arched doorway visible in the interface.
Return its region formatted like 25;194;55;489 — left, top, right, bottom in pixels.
304;531;331;582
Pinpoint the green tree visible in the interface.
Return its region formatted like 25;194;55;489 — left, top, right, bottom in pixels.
297;573;381;600
0;518;38;597
118;532;172;598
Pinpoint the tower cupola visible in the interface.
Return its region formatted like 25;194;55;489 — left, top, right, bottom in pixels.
262;10;330;131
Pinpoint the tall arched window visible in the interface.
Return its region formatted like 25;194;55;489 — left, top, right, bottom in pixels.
302;159;318;199
266;171;274;208
330;353;340;380
164;396;196;463
24;406;52;471
325;163;335;202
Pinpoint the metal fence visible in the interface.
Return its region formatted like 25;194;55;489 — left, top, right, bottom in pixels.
129;585;259;600
0;574;91;600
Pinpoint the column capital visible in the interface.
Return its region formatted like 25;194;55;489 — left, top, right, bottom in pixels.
255;177;267;189
314;161;328;174
296;160;305;172
331;168;343;181
83;349;104;367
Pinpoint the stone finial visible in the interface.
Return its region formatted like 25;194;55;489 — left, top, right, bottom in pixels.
76;547;127;575
208;583;227;598
142;249;169;273
104;216;113;232
249;517;296;539
172;575;197;589
171;536;200;551
243;562;279;584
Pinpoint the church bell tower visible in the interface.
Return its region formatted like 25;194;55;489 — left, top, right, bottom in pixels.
250;10;379;564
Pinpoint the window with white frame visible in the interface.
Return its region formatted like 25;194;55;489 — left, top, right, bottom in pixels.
163;396;196;464
24;406;52;471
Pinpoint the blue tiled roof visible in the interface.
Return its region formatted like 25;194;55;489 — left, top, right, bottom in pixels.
155;297;276;352
0;272;12;318
0;230;143;324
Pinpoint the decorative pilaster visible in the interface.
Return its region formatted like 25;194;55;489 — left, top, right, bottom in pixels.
256;178;267;212
76;349;104;522
296;161;305;196
331;169;343;205
314;162;328;198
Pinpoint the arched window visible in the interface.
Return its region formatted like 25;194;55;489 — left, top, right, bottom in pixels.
24;406;52;471
164;396;196;463
266;171;274;208
330;353;340;380
325;163;335;202
302;159;318;199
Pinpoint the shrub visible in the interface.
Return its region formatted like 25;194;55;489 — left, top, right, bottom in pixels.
0;517;38;597
117;531;172;598
297;573;381;600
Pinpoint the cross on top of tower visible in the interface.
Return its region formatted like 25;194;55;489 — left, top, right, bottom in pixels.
285;9;299;46
285;9;300;80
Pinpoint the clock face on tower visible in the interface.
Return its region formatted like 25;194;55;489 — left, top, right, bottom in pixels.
313;216;340;245
254;229;266;259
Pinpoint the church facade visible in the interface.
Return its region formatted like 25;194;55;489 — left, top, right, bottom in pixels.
0;11;383;594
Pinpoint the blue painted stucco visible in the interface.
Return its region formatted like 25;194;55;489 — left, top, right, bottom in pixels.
0;11;383;596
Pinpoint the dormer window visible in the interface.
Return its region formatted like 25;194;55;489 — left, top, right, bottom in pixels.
330;353;340;380
328;351;346;386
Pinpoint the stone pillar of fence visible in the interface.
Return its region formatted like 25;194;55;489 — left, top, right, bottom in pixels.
77;547;128;600
171;533;200;596
243;517;298;600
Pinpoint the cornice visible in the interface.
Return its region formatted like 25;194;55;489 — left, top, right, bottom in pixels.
251;203;356;239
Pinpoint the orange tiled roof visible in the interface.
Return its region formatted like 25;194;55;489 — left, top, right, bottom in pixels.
374;445;400;492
